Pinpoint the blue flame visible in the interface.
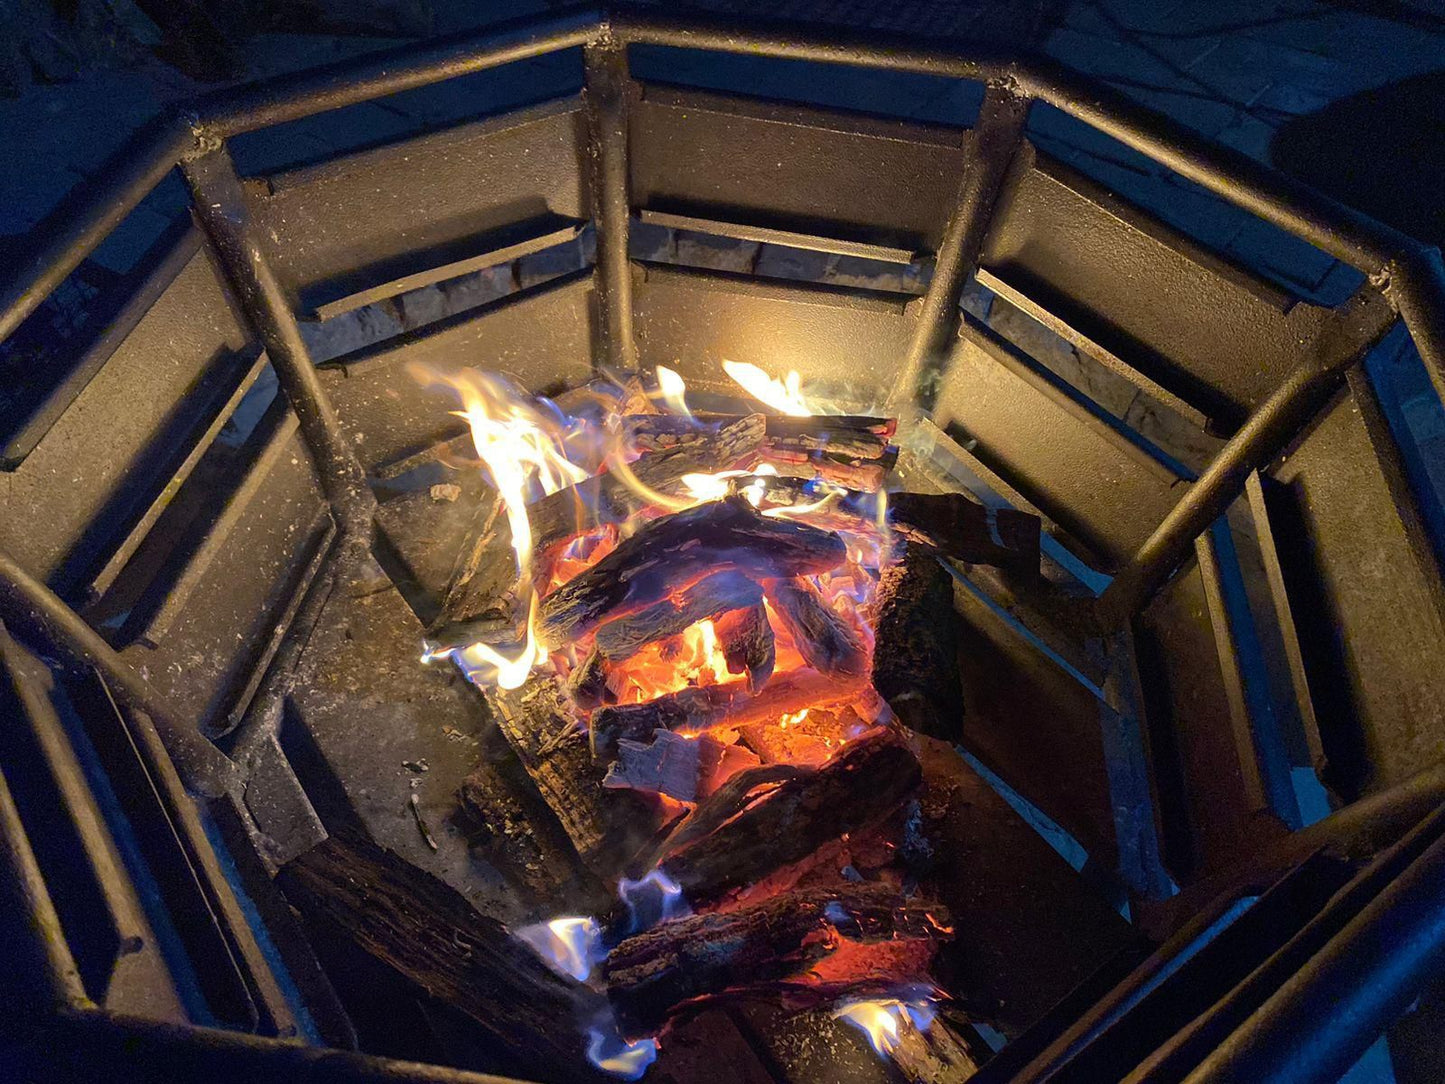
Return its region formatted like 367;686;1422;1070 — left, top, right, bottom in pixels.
516;916;604;982
587;1026;659;1079
617;869;691;933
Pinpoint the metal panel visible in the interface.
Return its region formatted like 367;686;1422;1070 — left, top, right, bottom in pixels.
1133;564;1292;882
0;245;251;592
935;316;1187;567
981;148;1343;431
119;418;329;737
631;84;966;252
633;261;915;396
244;98;589;317
1268;377;1445;800
320;271;597;469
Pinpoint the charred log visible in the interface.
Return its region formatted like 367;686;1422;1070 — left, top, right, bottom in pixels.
563;645;614;711
765;577;869;677
658;730;923;907
589;668;867;760
485;676;658;876
595;571;763;660
888;491;1040;576
539;497;846;646
715;600;775;691
604;885;950;1037
872;545;965;741
455;758;580;902
276;832;607;1083
625;413;895;463
427;414;766;651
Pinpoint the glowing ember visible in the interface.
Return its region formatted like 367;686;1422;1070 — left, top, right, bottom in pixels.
723;360;814;416
833;996;939;1057
516;915;603;982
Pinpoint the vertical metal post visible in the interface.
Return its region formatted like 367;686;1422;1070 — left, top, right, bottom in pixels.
890;83;1031;413
1096;288;1397;628
179;143;375;539
1389;247;1445;409
583;31;638;372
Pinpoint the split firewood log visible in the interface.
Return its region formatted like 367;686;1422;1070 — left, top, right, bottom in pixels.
656;730;923;908
589;667;868;760
602;729;760;803
714;600;775;691
483;676;658;877
594;571;763;660
872;544;965;741
747;476;1041;573
764;577;869;677
276;832;610;1083
426;414;766;652
603;884;951;1037
625;413;896;463
539;497;846;646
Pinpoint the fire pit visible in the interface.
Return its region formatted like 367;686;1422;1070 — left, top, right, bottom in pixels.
3;7;1445;1084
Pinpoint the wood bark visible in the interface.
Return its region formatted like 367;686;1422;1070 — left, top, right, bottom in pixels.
455;758;579;902
888;490;1040;575
765;577;869;677
625;413;896;463
539;497;845;646
276;832;608;1083
485;676;658;876
715;600;776;691
658;730;923;907
603;884;950;1037
594;571;763;660
589;667;867;761
872;544;965;741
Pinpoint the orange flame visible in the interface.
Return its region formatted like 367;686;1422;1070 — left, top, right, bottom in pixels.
723;360;814;416
833;997;938;1058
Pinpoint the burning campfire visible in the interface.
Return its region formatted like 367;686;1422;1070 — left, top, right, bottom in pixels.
297;359;1035;1080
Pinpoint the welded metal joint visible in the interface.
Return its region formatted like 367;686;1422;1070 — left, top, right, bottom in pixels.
583;29;638;372
178;142;376;543
890;81;1032;414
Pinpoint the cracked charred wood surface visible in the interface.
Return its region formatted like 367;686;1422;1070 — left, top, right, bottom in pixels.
485;676;658;876
595;571;763;660
873;545;965;741
604;885;950;1037
765;577;869;677
564;644;613;711
716;600;776;691
659;730;923;907
589;668;868;760
888;491;1040;575
276;832;608;1083
539;497;846;646
427;414;765;650
455;757;581;902
626;413;896;463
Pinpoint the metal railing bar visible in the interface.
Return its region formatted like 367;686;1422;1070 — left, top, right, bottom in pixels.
583;34;638;371
0;113;189;346
1096;286;1399;627
179;145;375;542
890;82;1031;414
192;7;601;139
0;545;241;799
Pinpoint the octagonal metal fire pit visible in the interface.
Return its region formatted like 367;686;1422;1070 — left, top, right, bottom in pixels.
2;7;1445;1083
